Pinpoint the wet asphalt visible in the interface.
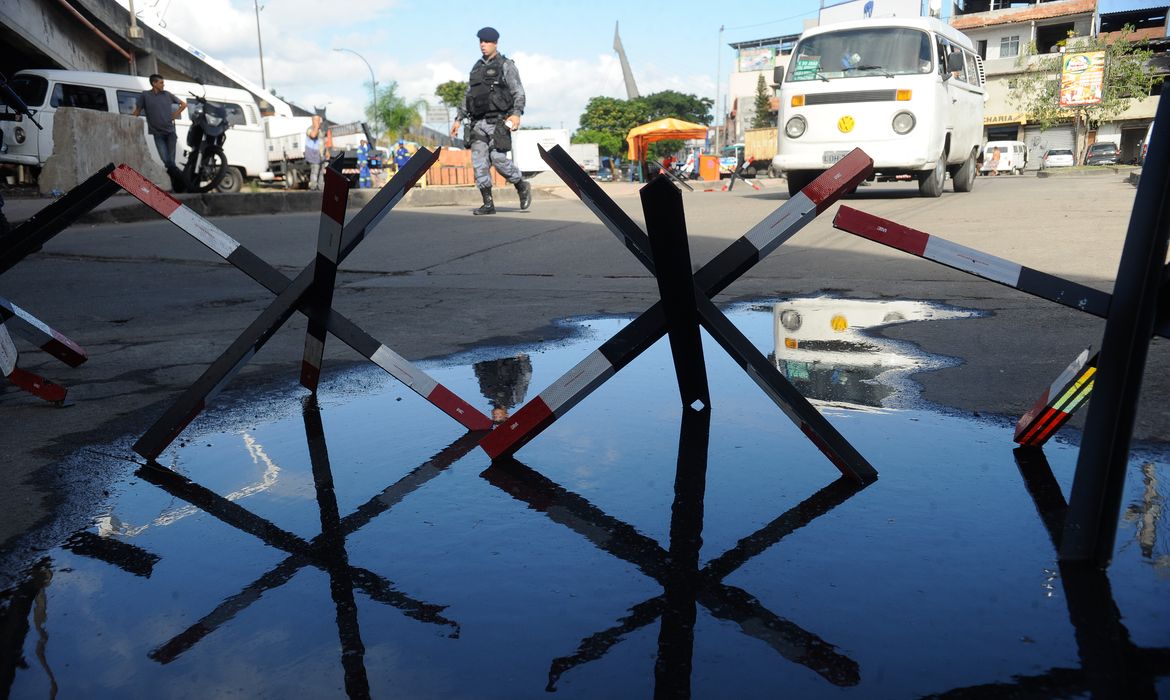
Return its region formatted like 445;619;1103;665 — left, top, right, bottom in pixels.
1;170;1166;584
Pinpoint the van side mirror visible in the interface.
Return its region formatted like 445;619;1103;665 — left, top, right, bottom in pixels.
945;51;963;75
773;66;785;86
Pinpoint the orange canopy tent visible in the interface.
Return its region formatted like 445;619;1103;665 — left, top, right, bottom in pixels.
625;117;708;161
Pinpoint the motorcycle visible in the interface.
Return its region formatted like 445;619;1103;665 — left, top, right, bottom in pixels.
180;87;230;193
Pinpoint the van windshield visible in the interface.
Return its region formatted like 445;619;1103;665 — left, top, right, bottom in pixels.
2;75;49;109
788;28;934;81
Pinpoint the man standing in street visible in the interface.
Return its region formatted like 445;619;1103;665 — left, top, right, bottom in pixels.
132;74;186;175
449;26;532;215
304;115;326;191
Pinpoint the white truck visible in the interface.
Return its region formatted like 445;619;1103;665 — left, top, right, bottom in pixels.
265;119;379;188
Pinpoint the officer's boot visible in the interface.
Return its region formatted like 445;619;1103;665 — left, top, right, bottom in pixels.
515;179;532;210
473;187;495;215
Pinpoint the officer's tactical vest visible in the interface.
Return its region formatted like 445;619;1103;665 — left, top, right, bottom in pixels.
468;55;514;120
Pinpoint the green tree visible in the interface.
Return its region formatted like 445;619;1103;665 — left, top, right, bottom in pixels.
577;91;712;161
751;74;775;129
572;128;623;158
435;80;467;119
1010;26;1162;164
640;90;714;125
371;80;427;143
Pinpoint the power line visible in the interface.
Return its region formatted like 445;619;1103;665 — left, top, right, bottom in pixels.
722;8;818;33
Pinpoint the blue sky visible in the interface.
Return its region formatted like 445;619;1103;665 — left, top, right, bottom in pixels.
117;0;831;131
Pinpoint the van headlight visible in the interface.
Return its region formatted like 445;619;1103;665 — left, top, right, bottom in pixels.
785;116;807;139
14;127;25;144
892;111;915;135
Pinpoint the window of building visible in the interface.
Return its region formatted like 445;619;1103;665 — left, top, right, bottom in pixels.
999;35;1020;58
1036;22;1076;54
49;83;109;111
977;39;987;60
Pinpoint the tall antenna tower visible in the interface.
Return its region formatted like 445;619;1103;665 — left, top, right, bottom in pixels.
613;21;640;99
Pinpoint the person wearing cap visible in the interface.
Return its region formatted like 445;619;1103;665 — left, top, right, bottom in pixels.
393;139;410;173
449;26;532;215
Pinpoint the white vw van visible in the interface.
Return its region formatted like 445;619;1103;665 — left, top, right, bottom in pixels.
980;140;1028;175
773;16;986;197
0;69;269;191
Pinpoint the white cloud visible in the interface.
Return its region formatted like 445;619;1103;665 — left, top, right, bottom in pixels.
120;0;716;133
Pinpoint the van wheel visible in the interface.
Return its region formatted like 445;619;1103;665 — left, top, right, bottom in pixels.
952;149;976;193
918;154;946;197
216;166;243;193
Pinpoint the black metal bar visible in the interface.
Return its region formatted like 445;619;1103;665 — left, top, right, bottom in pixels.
654;406;710;698
0;165;119;275
1060;93;1170;566
302;398;370;699
642;176;710;409
61;530;161;578
299;168;349;391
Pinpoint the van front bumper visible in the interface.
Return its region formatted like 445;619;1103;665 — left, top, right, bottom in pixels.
0;153;40;167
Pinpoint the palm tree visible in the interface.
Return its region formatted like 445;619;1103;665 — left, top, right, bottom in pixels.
370;80;427;143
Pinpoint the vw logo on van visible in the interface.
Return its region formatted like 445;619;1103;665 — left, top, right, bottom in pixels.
837;115;855;133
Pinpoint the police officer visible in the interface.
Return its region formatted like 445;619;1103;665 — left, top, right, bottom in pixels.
449;26;532;215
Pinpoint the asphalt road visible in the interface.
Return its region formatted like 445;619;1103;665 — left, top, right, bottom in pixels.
1;171;1166;583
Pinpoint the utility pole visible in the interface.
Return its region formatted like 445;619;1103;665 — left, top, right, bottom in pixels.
715;24;724;155
254;0;266;90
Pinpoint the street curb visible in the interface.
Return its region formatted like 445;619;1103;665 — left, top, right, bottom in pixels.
66;184;560;224
1035;165;1141;179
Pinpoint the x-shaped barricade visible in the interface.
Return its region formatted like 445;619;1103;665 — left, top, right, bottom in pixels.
483;406;867;693
480;145;879;486
106;150;492;460
133;401;482;696
0;166;121;402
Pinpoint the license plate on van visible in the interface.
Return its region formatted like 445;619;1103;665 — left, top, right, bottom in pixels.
822;150;850;165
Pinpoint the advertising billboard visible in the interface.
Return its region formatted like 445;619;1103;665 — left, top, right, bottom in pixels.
1059;50;1106;107
819;0;925;25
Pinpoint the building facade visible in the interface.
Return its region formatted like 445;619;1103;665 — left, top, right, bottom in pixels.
952;0;1167;166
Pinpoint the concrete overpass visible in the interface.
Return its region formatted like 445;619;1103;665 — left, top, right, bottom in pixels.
0;0;308;117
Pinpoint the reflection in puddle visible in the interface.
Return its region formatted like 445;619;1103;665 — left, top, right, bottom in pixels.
770;297;978;407
2;298;1168;698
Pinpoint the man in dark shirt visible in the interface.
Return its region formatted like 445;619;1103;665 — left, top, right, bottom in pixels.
132;74;186;171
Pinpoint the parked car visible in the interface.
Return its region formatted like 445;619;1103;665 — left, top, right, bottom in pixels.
1084;141;1120;166
1041;149;1075;169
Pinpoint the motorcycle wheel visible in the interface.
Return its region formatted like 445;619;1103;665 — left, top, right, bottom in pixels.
191;145;228;193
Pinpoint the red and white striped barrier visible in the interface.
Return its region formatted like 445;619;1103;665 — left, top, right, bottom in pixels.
832;206;1114;319
1015;350;1097;447
0;296;87;404
108;156;491;460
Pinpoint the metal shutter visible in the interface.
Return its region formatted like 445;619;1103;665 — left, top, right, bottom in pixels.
1023;124;1074;170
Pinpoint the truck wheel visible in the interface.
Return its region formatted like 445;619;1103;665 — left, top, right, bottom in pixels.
918;153;946;197
216;166;243;193
744;165;757;178
952;149;976;193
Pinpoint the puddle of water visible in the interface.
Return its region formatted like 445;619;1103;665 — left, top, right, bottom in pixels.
3;298;1168;699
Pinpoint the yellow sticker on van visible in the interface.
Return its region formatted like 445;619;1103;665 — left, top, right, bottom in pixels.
838;116;855;133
